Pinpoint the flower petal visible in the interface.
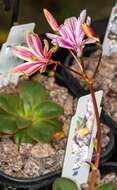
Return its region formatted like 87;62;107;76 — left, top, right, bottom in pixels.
83;37;98;44
47;45;58;58
53;38;74;49
64;17;77;41
12;46;35;62
64;17;77;32
82;24;97;38
46;33;60;40
43;9;59;31
80;9;87;23
30;33;44;57
24;64;44;76
43;39;49;55
86;16;91;26
11;62;41;75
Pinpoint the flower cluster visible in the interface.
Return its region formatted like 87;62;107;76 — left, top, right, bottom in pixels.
12;32;57;76
12;9;99;76
44;9;99;56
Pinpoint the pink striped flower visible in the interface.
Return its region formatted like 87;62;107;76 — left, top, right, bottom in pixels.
44;9;98;56
12;32;57;76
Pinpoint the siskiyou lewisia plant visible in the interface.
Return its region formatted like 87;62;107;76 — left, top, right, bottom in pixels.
0;80;63;144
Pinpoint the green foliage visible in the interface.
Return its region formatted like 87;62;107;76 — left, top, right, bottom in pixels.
53;177;78;190
97;183;117;190
0;80;63;144
52;177;117;190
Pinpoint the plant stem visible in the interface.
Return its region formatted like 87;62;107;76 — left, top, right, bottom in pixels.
92;49;102;79
58;61;84;79
69;50;84;72
87;82;102;190
57;52;102;189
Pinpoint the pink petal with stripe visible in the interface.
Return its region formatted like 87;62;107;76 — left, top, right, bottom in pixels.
12;46;35;62
43;9;59;31
86;16;91;26
11;62;42;74
31;33;44;57
80;9;87;23
46;33;60;40
83;37;97;44
43;39;49;55
64;17;77;32
55;38;74;49
24;64;44;76
59;25;68;38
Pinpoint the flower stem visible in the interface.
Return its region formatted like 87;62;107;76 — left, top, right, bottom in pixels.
87;82;102;190
69;50;84;72
92;49;102;79
57;61;84;79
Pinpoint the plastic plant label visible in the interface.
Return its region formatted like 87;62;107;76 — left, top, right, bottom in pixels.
62;91;103;188
103;3;117;56
0;23;35;87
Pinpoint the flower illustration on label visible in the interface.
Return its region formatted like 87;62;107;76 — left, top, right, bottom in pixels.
72;100;94;176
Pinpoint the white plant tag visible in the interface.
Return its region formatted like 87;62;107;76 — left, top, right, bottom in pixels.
103;3;117;56
62;90;103;188
0;23;35;87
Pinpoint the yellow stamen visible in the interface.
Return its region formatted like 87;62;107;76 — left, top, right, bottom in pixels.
31;55;38;61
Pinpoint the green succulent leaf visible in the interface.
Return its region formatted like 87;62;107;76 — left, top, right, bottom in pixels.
34;101;63;119
19;80;49;114
0;81;63;144
16;117;32;129
97;183;117;190
28;120;62;142
0;93;24;115
15;129;34;144
0;115;17;134
53;177;78;190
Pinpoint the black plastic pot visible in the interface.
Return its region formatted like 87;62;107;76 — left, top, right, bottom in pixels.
0;45;116;190
0;112;115;190
100;162;117;175
0;67;116;190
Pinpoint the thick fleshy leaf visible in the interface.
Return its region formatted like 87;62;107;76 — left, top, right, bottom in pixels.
0;93;24;115
53;177;78;190
97;183;117;190
19;81;49;114
28;120;62;142
15;129;34;145
0;115;17;134
16;117;32;129
34;101;63;119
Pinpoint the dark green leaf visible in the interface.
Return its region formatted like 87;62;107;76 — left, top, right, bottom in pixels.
34;101;63;119
97;183;117;190
0;115;17;134
0;93;24;115
16;117;32;129
53;177;78;190
15;129;34;144
28;120;62;142
19;81;49;113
